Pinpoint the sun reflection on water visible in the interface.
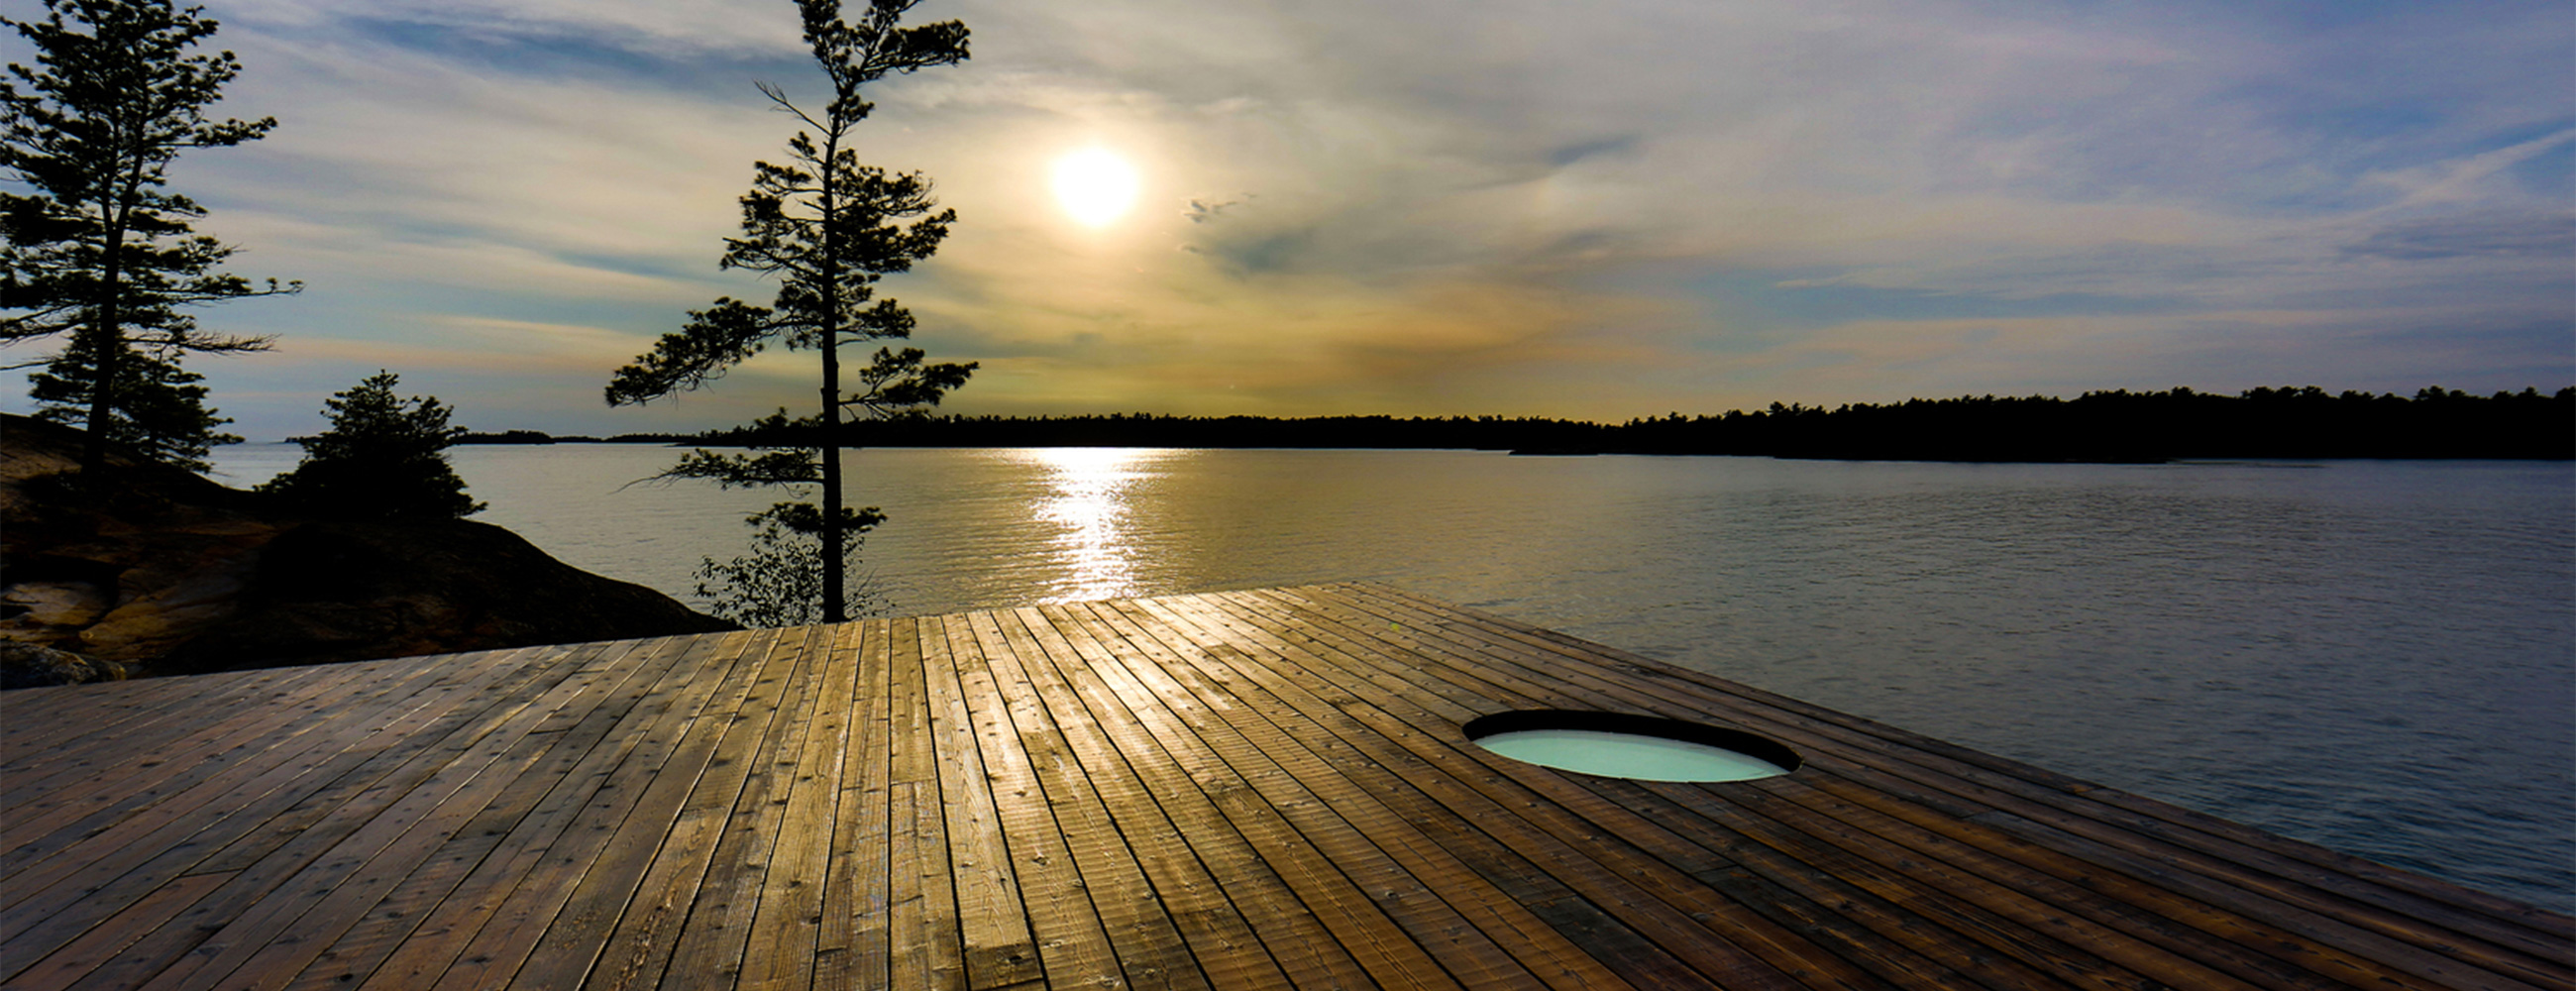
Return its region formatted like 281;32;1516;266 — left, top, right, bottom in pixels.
1020;447;1163;603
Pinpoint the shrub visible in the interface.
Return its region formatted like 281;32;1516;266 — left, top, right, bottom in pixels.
259;371;483;519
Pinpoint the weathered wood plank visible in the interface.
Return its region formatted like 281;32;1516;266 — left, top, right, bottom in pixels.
0;643;587;986
1308;583;2570;991
1286;586;2384;990
1347;581;2573;952
504;629;776;991
3;584;2564;991
736;620;865;991
1155;592;1810;991
1;660;395;871
1017;605;1299;991
14;650;581;990
0;663;334;802
309;634;714;991
943;610;1129;991
0;867;235;991
1103;597;1509;989
814;617;896;991
537;626;808;991
258;641;680;990
1240;586;2132;991
1202;588;1902;991
915;614;1042;991
1042;602;1380;991
435;632;752;990
884;617;970;991
650;624;830;991
133;638;673;991
981;607;1210;991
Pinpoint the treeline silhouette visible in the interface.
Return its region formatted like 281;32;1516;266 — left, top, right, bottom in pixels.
481;385;2574;462
455;429;695;445
1599;386;2574;461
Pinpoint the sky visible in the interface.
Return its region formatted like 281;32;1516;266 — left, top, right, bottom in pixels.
3;0;2571;440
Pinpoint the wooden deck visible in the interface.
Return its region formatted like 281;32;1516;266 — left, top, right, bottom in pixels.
1;583;2566;990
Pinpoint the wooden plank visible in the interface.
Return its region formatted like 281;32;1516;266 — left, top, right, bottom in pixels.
736;620;865;991
1240;587;2196;991
0;649;503;885
80;640;598;989
1014;605;1299;991
1314;583;2573;991
884;782;957;991
977;607;1211;991
5;584;2564;991
20;643;593;991
129;637;673;991
649;624;831;991
178;646;581;877
0;662;330;789
1680;777;2262;991
1227;587;2162;991
1198;588;1941;991
0;671;234;748
1152;592;1818;991
941;610;1130;991
575;625;810;991
1041;602;1379;991
883;618;970;991
0;643;586;985
502;629;775;991
1300;584;2573;991
1091;598;1496;990
1288;587;2338;988
1778;772;2455;991
404;633;743;991
1347;581;2574;950
914;614;1043;990
1251;578;2360;991
813;617;897;991
0;661;386;868
0;660;334;757
253;634;710;991
0;868;234;991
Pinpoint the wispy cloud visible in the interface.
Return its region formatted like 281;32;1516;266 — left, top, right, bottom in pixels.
3;0;2566;436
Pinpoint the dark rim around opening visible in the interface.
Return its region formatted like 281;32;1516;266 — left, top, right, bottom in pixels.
1461;710;1803;774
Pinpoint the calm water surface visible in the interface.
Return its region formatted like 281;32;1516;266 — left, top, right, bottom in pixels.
213;445;2576;911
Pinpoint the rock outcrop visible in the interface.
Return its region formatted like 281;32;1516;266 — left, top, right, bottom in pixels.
1;414;735;687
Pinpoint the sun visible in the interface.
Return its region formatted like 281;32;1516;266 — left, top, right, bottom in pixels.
1051;148;1139;227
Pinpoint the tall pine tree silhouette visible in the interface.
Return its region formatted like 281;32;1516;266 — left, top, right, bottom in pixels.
607;0;974;624
1;0;298;474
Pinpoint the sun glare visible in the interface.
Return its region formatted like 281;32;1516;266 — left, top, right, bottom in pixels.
1051;148;1139;227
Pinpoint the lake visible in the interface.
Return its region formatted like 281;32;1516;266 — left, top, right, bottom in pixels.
211;443;2576;912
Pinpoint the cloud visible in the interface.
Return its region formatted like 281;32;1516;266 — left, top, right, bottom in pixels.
2355;128;2576;210
7;0;2568;438
2346;212;2576;261
225;0;806;58
1180;196;1243;225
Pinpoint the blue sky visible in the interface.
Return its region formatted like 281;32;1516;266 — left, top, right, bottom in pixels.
4;0;2570;439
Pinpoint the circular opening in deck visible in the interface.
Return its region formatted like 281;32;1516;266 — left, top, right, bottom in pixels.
1462;711;1800;783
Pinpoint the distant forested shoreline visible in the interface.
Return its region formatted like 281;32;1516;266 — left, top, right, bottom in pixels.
462;385;2576;462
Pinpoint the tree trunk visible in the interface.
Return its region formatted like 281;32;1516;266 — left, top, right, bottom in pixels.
79;214;127;480
817;132;847;624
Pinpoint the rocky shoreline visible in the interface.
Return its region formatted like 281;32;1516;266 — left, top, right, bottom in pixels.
0;414;734;689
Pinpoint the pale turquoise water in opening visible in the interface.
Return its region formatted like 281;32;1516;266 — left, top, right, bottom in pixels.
1474;728;1794;782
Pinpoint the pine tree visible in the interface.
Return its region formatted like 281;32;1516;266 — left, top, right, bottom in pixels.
606;0;973;623
27;326;235;469
1;0;297;476
260;371;483;520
